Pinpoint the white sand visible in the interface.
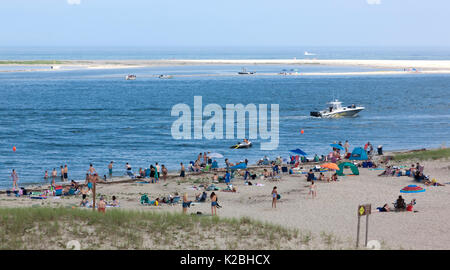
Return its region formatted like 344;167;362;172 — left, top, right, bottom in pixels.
2;158;449;249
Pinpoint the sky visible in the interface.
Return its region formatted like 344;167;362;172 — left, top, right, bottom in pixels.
0;0;449;47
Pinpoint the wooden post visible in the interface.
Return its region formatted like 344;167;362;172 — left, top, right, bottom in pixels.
356;215;361;248
365;214;369;247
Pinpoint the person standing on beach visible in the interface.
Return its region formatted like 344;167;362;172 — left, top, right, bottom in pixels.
162;165;168;182
60;166;65;182
210;192;218;216
344;140;350;155
51;168;57;186
180;163;185;178
64;164;68;181
11;169;19;190
108;161;114;178
272;186;278;208
155;162;160;177
182;193;192;214
88;164;97;177
308;181;317;199
44;170;48;180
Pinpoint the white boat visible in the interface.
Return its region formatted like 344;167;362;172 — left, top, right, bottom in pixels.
126;75;136;80
238;68;255;75
304;51;316;56
159;74;173;79
310;99;365;118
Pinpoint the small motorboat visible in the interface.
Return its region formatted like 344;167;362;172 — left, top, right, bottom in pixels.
126;75;136;80
159;74;173;79
238;68;255;75
310;99;365;118
230;140;252;149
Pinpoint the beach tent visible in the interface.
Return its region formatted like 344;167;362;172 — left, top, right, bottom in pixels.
349;147;368;160
290;148;308;156
337;162;359;176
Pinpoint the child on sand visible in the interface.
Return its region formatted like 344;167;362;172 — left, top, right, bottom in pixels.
98;196;106;213
80;194;89;207
308;181;316;199
272;186;278;208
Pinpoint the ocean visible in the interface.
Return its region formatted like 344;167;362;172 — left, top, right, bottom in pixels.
0;47;449;189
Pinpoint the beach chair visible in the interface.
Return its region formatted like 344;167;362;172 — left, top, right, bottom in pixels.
169;196;181;206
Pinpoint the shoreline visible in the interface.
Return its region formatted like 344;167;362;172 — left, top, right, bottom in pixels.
0;146;442;193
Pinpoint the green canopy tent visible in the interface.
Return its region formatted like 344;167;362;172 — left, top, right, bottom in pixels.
337;162;359;176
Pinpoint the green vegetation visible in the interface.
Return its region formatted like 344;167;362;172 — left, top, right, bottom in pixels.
392;148;450;161
0;207;363;250
0;207;297;250
0;60;65;65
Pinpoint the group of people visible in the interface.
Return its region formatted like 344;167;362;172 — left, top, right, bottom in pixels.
43;165;69;186
182;191;220;216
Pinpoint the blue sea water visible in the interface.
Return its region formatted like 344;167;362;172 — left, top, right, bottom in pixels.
0;47;449;189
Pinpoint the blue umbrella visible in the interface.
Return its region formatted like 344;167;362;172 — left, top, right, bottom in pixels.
290;148;308;156
330;144;344;150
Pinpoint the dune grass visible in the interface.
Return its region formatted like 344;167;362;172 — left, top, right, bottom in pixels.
0;60;65;65
0;207;302;250
392;148;450;161
0;207;364;250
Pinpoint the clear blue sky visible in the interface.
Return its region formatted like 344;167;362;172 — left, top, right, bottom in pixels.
1;0;449;47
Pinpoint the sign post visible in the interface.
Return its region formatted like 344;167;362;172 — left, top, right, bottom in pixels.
356;204;371;248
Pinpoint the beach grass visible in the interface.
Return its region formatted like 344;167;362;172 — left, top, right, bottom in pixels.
392;148;450;161
0;207;332;250
0;60;65;65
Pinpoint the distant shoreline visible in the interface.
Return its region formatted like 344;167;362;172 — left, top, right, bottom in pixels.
2;59;450;75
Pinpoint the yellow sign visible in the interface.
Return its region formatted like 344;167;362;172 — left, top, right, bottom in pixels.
358;204;371;216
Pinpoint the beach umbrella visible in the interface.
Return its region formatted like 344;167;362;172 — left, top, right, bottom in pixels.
290;148;307;156
321;163;339;170
209;153;224;159
330;144;344;150
400;185;426;193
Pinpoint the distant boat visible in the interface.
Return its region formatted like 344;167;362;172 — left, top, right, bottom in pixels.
238;68;255;75
126;75;136;80
304;51;316;56
159;74;173;79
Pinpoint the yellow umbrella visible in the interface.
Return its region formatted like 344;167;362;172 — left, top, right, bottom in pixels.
321;163;339;170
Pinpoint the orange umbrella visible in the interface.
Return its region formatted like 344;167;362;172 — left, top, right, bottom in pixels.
321;163;339;170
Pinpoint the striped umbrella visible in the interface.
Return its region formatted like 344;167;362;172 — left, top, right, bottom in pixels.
400;185;425;193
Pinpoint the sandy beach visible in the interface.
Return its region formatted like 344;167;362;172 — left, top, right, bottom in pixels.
2;150;449;250
2;59;450;75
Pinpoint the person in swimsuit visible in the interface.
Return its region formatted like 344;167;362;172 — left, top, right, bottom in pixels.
182;193;192;214
60;166;64;181
308;181;316;199
64;164;68;181
98;196;106;213
80;194;89;207
11;169;19;190
108;161;114;178
44;170;48;180
88;164;97;177
210;192;218;216
272;186;278;208
180;163;185;178
162;165;168;182
51;168;57;186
